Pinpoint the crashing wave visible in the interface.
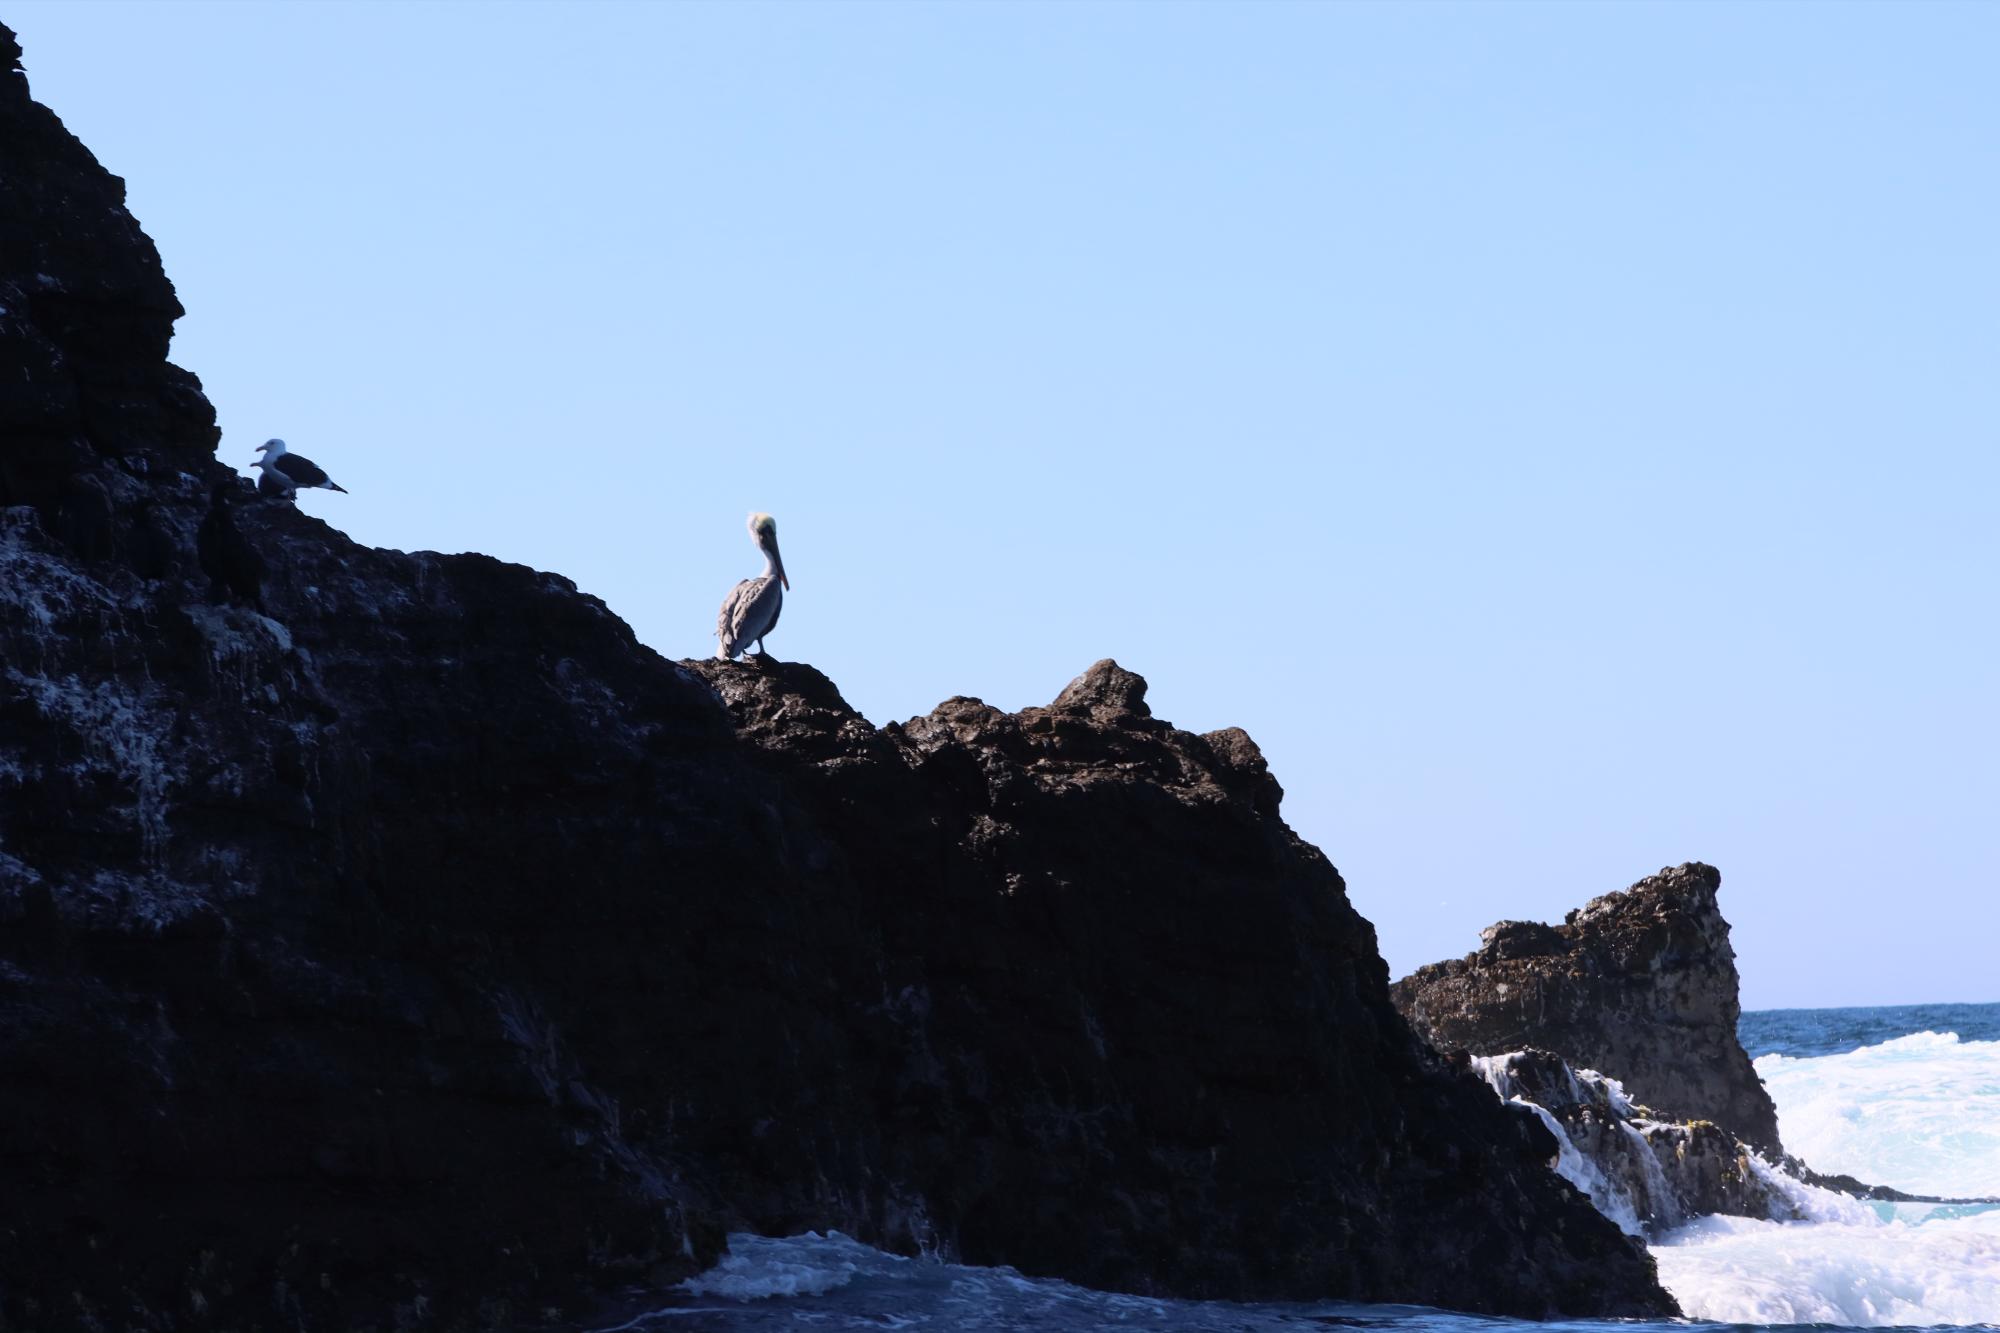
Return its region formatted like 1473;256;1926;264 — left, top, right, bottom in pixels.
1754;1030;2000;1197
1471;1048;1792;1236
1473;1041;2000;1326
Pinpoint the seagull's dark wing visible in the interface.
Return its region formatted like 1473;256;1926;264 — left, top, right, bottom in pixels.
273;453;333;487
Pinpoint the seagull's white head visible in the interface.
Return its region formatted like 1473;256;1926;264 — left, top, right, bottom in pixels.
747;512;788;590
256;439;286;456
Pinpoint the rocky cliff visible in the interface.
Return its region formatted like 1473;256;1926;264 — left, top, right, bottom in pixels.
0;25;1675;1329
1391;863;1783;1156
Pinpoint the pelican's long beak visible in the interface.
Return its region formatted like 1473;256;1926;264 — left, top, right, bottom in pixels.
774;546;790;591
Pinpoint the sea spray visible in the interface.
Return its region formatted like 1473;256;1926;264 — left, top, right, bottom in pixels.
646;1214;2000;1331
678;1232;884;1300
1641;1021;2000;1325
1471;1034;2000;1325
1619;1121;1679;1229
1754;1030;2000;1197
1472;1051;1692;1235
1514;1097;1647;1236
1651;1208;2000;1326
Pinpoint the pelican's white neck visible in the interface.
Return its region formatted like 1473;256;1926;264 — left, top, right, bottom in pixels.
761;547;782;581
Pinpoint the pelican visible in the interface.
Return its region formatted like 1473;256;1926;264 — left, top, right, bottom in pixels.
250;438;348;499
715;512;788;660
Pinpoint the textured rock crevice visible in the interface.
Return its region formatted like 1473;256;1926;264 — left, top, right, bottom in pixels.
1;25;1675;1329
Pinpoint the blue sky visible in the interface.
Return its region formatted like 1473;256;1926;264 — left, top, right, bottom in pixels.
11;1;1996;1008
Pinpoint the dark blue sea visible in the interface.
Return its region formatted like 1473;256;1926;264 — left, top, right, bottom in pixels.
595;1003;2000;1331
1740;1002;2000;1060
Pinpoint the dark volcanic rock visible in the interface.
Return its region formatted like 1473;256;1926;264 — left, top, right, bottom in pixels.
1392;862;1783;1155
676;659;1678;1316
0;26;1675;1329
0;26;217;517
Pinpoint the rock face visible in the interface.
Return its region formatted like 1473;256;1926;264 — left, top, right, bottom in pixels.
0;27;218;518
0;26;1676;1329
1392;863;1783;1156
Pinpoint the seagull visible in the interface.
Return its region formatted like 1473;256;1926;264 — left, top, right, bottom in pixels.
196;479;266;609
250;438;348;500
715;512;788;660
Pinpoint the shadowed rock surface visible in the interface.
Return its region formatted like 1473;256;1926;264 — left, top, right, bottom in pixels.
1392;863;1783;1156
0;25;1675;1329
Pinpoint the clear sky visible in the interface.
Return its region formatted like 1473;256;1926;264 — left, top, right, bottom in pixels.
10;1;1995;1009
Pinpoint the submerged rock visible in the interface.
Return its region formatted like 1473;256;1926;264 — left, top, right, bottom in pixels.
0;23;1675;1330
1392;862;1784;1155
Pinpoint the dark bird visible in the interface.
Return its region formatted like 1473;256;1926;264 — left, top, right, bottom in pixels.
715;512;788;660
250;438;348;499
196;479;266;609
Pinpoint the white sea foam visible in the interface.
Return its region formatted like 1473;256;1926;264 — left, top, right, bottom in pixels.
652;1214;2000;1332
639;1231;1397;1332
1648;1028;2000;1325
1619;1121;1678;1228
1471;1052;1652;1236
677;1230;900;1300
1652;1206;2000;1326
1756;1030;2000;1197
1514;1098;1646;1237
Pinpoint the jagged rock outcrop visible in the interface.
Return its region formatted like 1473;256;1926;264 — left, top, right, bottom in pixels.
0;27;218;520
1472;1049;1794;1235
0;25;1677;1329
1391;863;1783;1155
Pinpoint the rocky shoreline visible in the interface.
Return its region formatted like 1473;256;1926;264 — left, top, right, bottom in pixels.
1393;862;1784;1156
1390;864;1809;1235
1395;862;2000;1231
0;23;1671;1329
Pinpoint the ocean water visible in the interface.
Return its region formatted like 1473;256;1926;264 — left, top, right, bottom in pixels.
1741;1005;2000;1060
1649;1003;2000;1325
1742;1005;2000;1200
597;1002;2000;1332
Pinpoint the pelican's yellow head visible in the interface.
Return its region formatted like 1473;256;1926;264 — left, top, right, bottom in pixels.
747;512;787;589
